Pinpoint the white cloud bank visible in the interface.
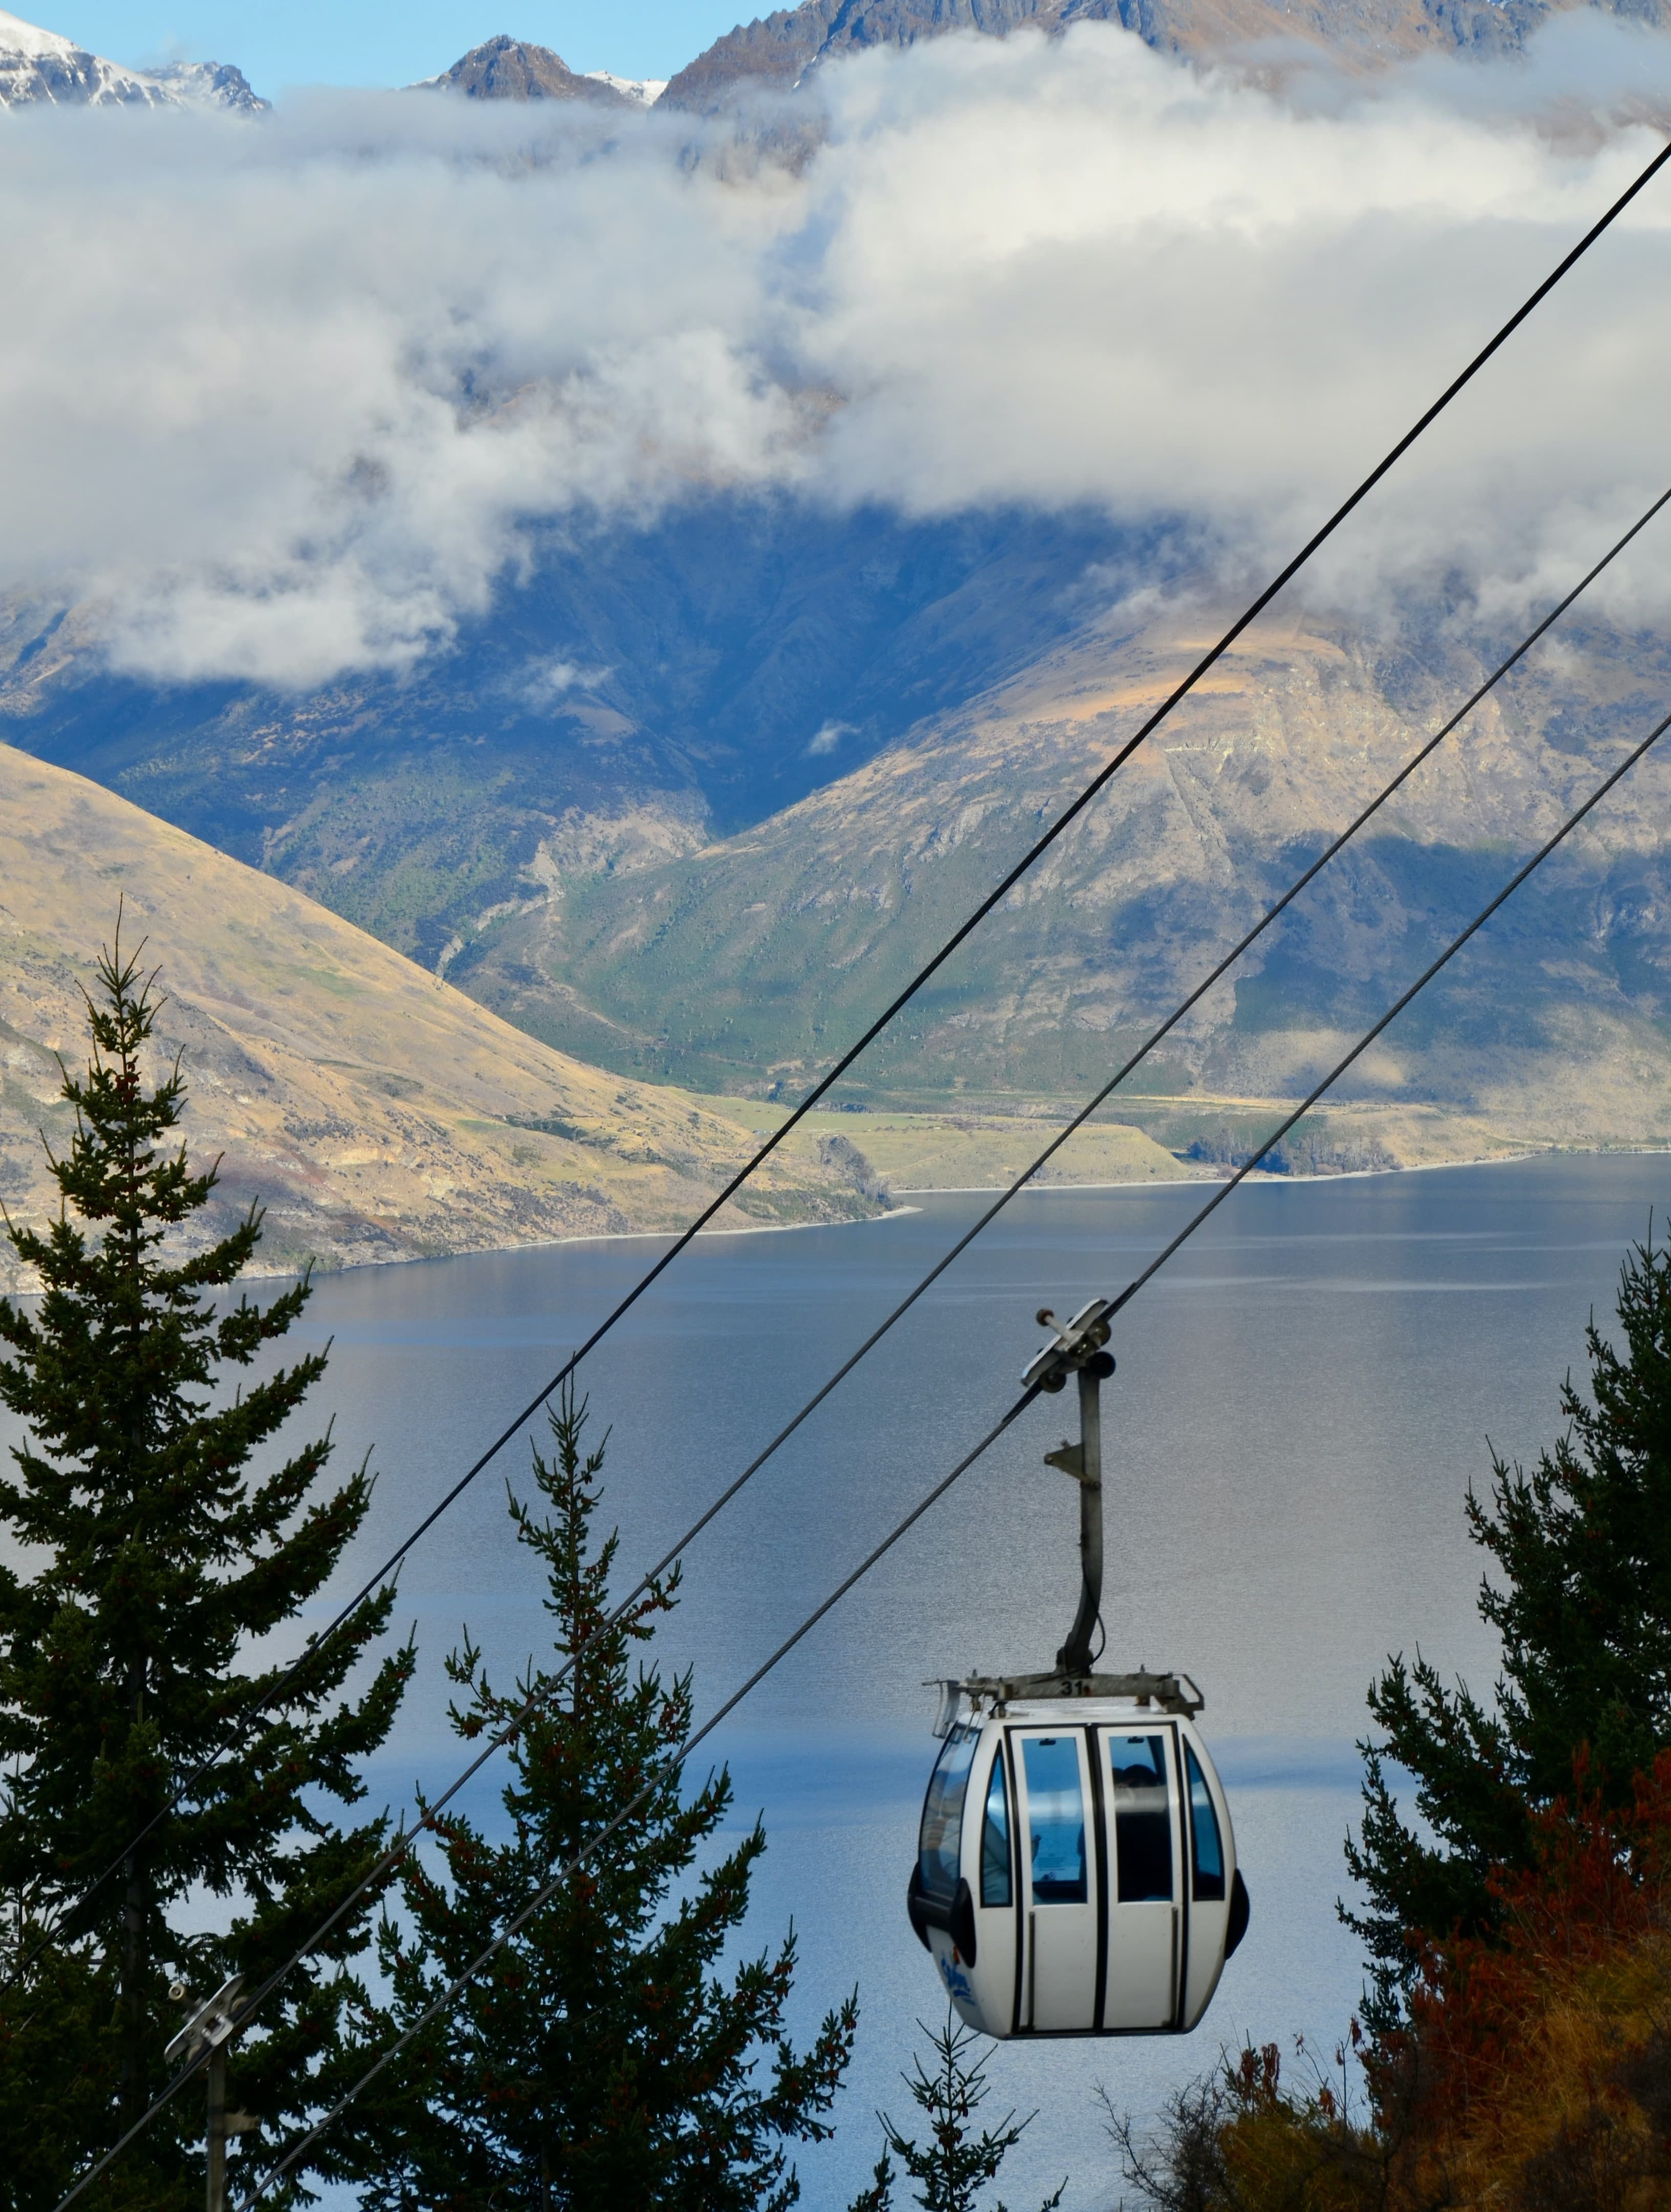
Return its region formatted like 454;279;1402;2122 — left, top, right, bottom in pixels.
2;20;1670;686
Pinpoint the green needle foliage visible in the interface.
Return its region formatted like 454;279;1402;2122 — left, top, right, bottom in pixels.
355;1384;857;2212
0;930;412;2209
848;2010;1064;2212
1346;1218;1671;2033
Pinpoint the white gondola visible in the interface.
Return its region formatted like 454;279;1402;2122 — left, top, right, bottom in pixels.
906;1300;1250;2038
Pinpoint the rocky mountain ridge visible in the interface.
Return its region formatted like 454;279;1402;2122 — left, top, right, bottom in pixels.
5;0;1660;133
418;0;1671;117
4;0;1666;130
657;0;1671;112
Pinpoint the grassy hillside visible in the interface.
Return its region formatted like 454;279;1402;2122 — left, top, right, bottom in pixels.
0;744;889;1286
688;1093;1196;1188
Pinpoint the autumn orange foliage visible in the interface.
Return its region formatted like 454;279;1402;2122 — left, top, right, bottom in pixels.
1118;1755;1671;2211
1392;1749;1671;2209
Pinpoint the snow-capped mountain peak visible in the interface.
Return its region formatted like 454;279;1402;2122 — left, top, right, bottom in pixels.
0;8;73;55
583;70;667;106
0;9;265;110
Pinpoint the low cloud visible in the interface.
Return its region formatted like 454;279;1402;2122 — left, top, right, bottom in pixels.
2;22;1670;686
517;656;613;708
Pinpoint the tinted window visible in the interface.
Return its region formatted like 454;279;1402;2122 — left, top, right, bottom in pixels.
980;1750;1012;1908
1185;1741;1226;1901
1110;1733;1173;1903
1022;1735;1087;1905
918;1724;977;1902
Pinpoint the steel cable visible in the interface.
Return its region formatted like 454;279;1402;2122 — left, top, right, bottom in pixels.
58;662;1671;2212
18;123;1666;1994
49;476;1671;2192
224;686;1668;2211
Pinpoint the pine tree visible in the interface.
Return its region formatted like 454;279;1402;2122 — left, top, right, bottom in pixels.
848;2010;1065;2212
1345;1220;1671;2030
356;1385;857;2212
0;932;412;2205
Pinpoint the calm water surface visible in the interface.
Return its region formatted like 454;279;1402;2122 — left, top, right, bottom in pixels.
31;1155;1671;2205
252;1152;1668;2207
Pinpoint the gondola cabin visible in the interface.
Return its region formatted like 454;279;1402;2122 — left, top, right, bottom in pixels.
907;1676;1248;2038
907;1299;1249;2037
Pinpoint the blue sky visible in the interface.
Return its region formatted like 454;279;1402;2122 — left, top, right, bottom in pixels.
43;2;747;88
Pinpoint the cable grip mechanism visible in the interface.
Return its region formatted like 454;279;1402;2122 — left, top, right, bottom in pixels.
1022;1299;1116;1678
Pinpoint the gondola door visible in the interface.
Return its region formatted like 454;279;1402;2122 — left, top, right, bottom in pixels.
1013;1729;1098;2032
1100;1727;1183;2030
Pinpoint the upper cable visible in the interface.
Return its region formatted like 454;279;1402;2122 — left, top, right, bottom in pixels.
17;117;1669;2024
228;665;1671;2212
55;474;1671;2206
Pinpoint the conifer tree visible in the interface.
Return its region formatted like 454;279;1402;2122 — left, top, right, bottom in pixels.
357;1385;857;2212
848;2010;1064;2212
0;931;412;2204
1346;1219;1671;2030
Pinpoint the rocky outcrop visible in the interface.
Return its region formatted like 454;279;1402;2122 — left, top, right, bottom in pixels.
425;36;639;105
148;59;267;112
659;0;845;115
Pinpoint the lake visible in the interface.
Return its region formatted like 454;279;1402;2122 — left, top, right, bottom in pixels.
234;1149;1661;2209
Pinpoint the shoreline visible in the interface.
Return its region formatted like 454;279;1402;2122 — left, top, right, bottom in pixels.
18;1147;1654;1299
290;1199;931;1281
896;1144;1671;1196
312;1143;1671;1279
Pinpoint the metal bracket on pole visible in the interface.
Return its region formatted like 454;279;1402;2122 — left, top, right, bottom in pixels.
166;1974;245;2212
1023;1299;1116;1681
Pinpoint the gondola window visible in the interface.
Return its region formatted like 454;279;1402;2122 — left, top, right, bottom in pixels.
1185;1739;1226;1901
980;1750;1012;1907
1111;1734;1173;1903
920;1723;978;1901
1023;1736;1087;1904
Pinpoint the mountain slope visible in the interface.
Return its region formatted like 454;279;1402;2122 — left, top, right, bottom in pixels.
9;505;1671;1159
0;9;264;109
0;742;885;1288
659;0;1671;111
0;502;1136;969
451;597;1671;1154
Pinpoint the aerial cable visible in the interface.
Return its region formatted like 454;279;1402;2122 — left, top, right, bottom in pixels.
44;474;1671;2173
57;1388;1042;2212
232;1385;1043;2212
215;676;1671;2205
59;631;1671;2207
18;124;1669;2004
1103;696;1671;1321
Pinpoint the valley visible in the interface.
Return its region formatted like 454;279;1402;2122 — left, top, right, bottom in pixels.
9;519;1671;1188
4;12;1671;2212
1;0;1668;1269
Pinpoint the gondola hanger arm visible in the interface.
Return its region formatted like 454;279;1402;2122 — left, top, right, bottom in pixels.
1022;1297;1113;1392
